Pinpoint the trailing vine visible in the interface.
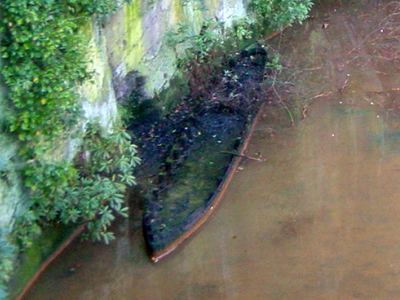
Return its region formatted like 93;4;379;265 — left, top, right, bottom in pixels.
249;0;313;30
0;0;138;297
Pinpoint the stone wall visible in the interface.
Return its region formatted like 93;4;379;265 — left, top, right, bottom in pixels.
101;0;246;100
0;55;25;233
0;0;249;256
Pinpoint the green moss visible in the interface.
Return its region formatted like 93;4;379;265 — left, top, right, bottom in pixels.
7;226;75;300
1;2;138;297
153;71;190;114
0;136;24;227
171;0;185;25
124;0;145;71
203;0;220;17
79;19;114;104
182;0;204;34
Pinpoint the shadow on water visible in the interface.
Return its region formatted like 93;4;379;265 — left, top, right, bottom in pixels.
27;0;400;299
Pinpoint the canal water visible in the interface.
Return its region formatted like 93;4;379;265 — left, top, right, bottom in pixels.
27;1;400;299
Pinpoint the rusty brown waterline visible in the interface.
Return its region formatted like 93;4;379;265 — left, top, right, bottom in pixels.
17;29;282;299
16;225;86;300
150;102;267;263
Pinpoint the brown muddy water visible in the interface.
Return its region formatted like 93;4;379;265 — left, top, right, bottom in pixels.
26;1;400;299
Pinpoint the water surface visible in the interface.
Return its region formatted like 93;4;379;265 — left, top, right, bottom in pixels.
27;1;400;299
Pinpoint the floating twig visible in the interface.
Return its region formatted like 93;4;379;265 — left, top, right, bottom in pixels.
311;90;333;99
221;151;266;162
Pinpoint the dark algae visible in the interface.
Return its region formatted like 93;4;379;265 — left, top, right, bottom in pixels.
26;2;400;299
131;44;268;257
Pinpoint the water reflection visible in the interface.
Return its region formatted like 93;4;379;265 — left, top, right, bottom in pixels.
27;1;400;299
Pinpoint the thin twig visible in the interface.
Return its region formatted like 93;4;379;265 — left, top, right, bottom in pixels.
221;151;266;162
311;90;333;99
272;85;295;126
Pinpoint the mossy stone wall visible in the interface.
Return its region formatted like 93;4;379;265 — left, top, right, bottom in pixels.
1;0;249;296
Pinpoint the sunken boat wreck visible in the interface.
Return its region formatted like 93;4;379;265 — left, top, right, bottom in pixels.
131;43;269;262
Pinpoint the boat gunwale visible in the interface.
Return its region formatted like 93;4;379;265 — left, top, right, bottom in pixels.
148;101;267;262
16;225;86;300
16;29;283;299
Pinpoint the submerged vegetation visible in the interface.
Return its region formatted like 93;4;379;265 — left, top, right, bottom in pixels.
0;0;312;297
250;0;313;30
145;0;314;256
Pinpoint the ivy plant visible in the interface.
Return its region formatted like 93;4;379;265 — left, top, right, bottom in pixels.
0;0;138;297
249;0;313;30
165;19;224;66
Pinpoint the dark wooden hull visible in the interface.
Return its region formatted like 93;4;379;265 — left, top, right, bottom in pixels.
145;102;266;262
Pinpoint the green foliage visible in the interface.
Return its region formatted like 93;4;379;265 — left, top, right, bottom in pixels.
250;0;313;30
67;0;119;16
0;0;139;296
232;18;256;41
1;0;88;156
165;1;314;71
72;123;140;242
165;19;224;66
266;53;283;71
0;229;16;299
14;123;140;247
0;0;124;157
